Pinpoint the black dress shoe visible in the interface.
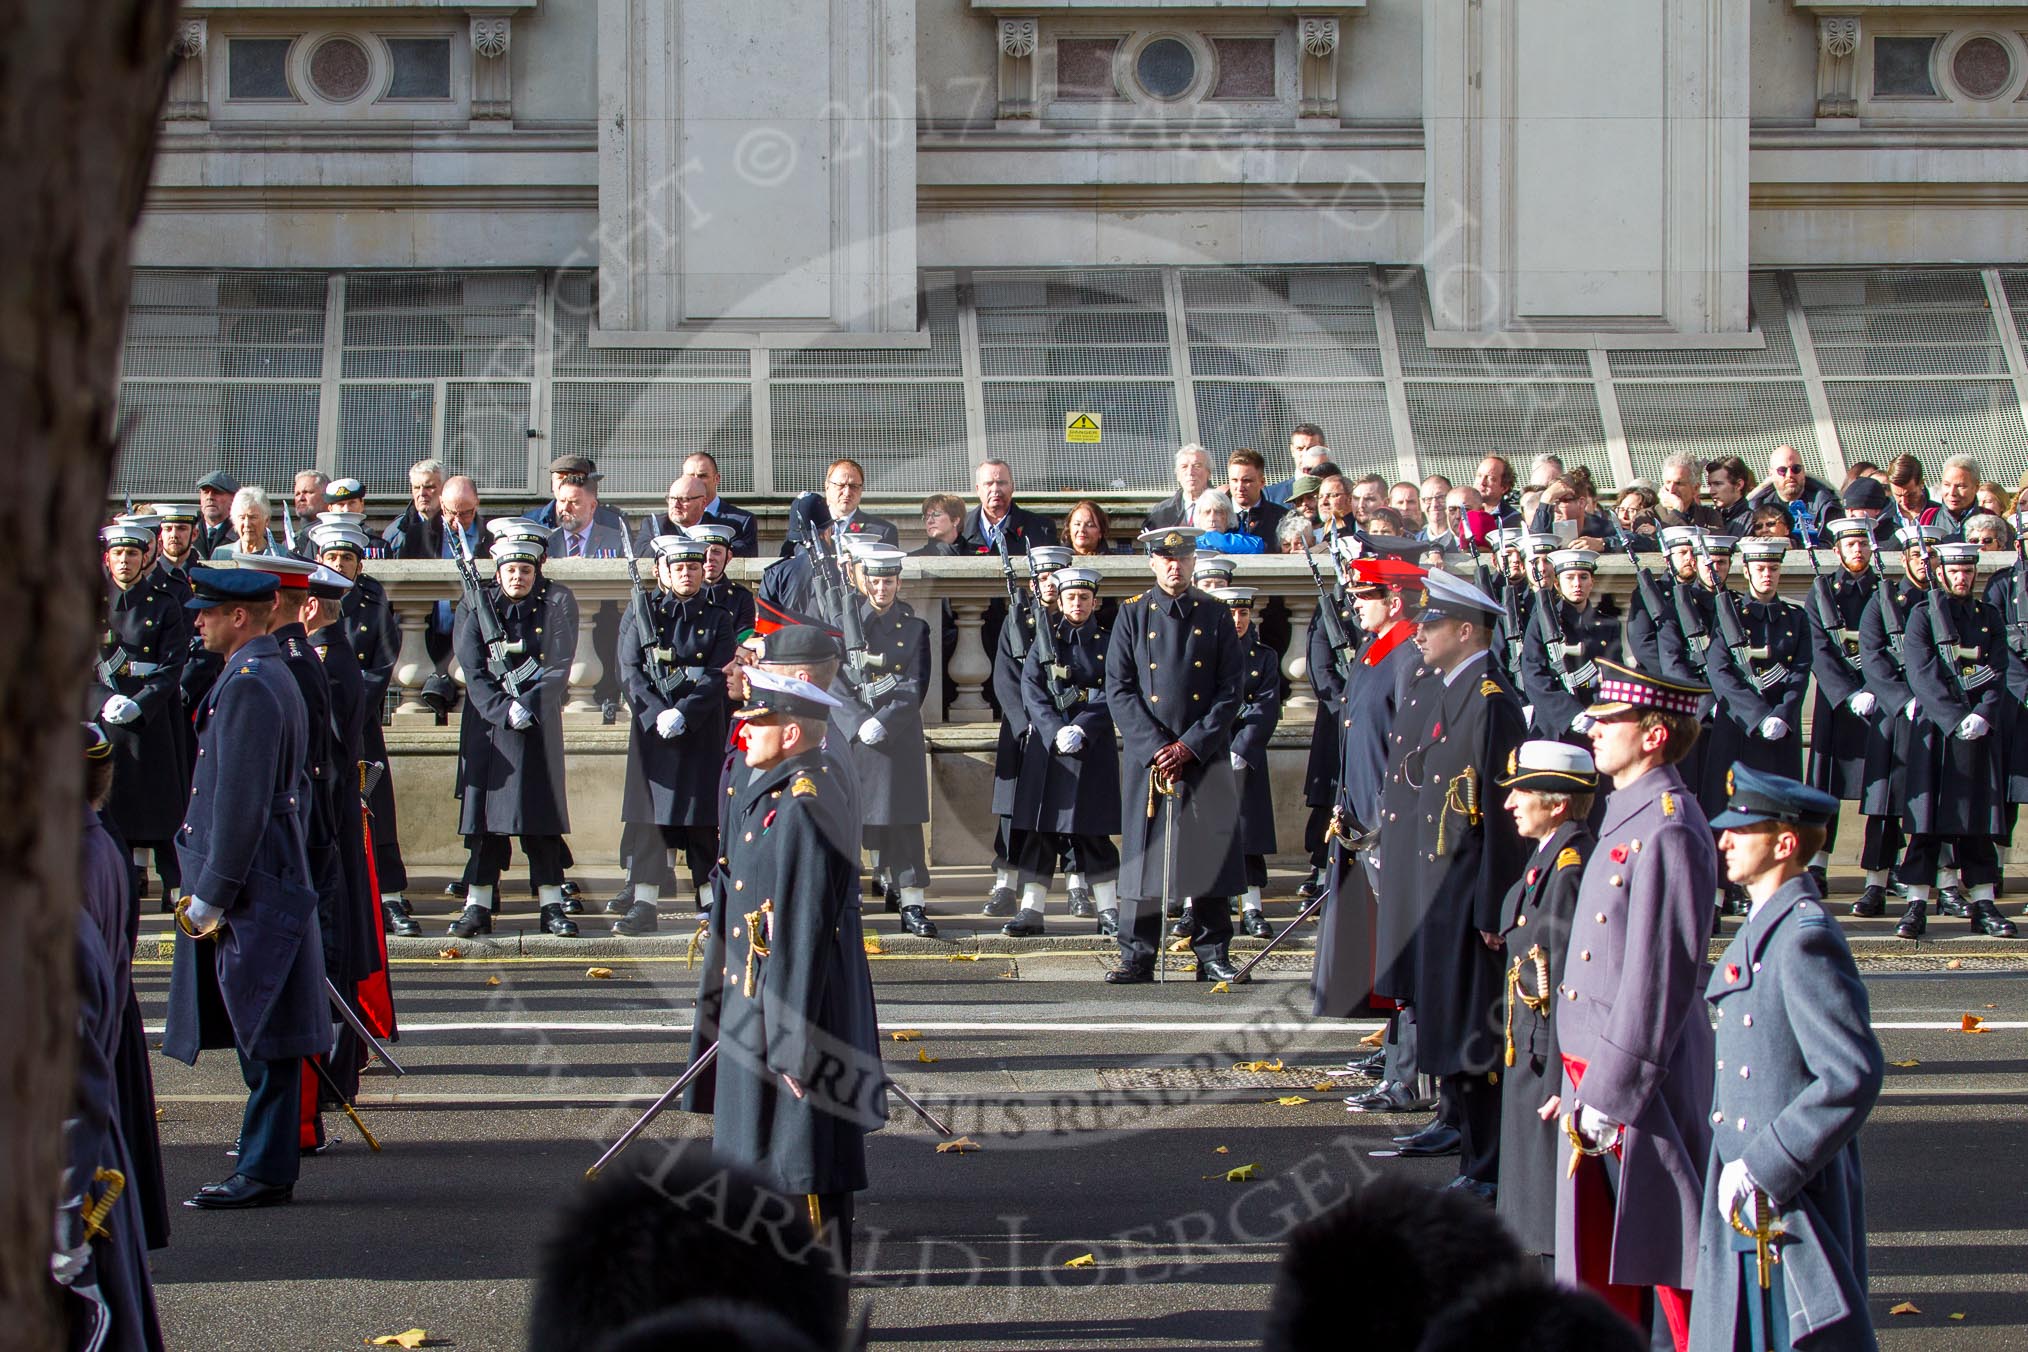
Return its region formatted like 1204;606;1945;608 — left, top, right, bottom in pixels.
1970;898;2019;938
1095;908;1119;937
604;887;634;916
1390;1118;1438;1144
444;881;468;899
561;880;582;900
1241;910;1273;939
883;883;902;914
1895;898;1926;940
1938;886;1972;919
1001;909;1045;938
901;905;939;938
982;887;1018;918
1396;1123;1463;1157
1068;888;1097;919
393;895;415;918
1104;963;1153;984
1348;1081;1433;1114
1851;885;1887;918
1445;1175;1497;1202
1164;898;1184;919
1808;864;1829;895
382;899;421;938
186;1173;293;1210
1197;955;1243;984
539;902;580;937
447;904;491;939
1170;903;1194;938
612;902;659;936
1344;1050;1387;1078
1296;872;1326;903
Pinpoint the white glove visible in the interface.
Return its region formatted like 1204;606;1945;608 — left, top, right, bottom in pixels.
1576;1103;1621;1149
1053;725;1085;755
1717;1156;1767;1227
1904;697;1920;721
507;701;534;730
1757;716;1789;740
1570;712;1596;735
1847;690;1877;716
858;717;887;746
655;707;685;739
99;694;140;725
50;1203;88;1287
1230;750;1248;771
184;897;223;936
1957;713;1991;741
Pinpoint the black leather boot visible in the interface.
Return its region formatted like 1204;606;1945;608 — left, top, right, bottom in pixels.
612;901;659;936
1970;898;2019;938
540;902;580;937
1851;885;1886;918
382;898;421;938
1895;896;1926;940
448;904;491;938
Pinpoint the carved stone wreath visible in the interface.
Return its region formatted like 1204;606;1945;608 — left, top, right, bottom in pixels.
472;17;512;60
1300;17;1339;59
999;18;1037;59
174;19;206;60
1819;16;1859;59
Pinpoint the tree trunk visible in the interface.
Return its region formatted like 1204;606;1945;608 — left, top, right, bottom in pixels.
0;0;176;1341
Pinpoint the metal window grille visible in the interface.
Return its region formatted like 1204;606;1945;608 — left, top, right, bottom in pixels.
1404;382;1606;488
1824;380;2028;489
1614;382;1820;486
115;381;321;498
553;380;756;495
1797;267;2010;378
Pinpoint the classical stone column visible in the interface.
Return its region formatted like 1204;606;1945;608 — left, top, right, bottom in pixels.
564;608;605;723
388;604;438;722
947;601;994;721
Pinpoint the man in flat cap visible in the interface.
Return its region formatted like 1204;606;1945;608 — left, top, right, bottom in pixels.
1557;659;1718;1346
163;566;327;1209
1690;766;1883;1352
1102;527;1248;985
193;471;239;559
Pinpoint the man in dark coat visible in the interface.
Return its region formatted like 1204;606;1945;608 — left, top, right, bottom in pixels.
982;546;1068;918
1299;568;1355;903
706;670;885;1268
448;522;581;938
613;533;737;935
92;520;192;906
1393;569;1530;1187
1103;526;1248;985
1492;741;1598;1265
1006;566;1121;935
958;458;1062;723
685;450;762;557
1693;767;1885;1352
1897;540;2017;938
1557;659;1717;1345
830;546;937;937
1198;586;1280;938
1855;526;1935;926
1803;517;1884;904
163;566;328;1209
1519;549;1622;743
193;470;239;559
1982;510;2028;919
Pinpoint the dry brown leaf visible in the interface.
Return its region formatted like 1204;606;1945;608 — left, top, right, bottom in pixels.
1273;1095;1311;1107
1233;1059;1285;1073
1063;1253;1096;1268
365;1332;429;1349
916;1048;936;1063
1947;959;1964;970
935;1136;980;1154
1312;1081;1341;1092
1949;1313;1966;1321
485;976;501;987
946;953;981;963
1890;1059;1920;1069
996;968;1019;979
438;947;461;960
862;935;884;955
889;1029;922;1042
1208;981;1232;994
1985;1003;1998;1009
1225;1163;1259;1182
1960;1014;1987;1033
586;967;615;980
1889;1302;1921;1316
1213;1145;1230;1154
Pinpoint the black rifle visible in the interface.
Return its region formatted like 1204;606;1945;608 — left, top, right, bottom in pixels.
2011;537;2028;664
1026;552;1080;713
448;527;538;702
1530;553;1589;695
1868;543;1907;674
1917;534;1977;704
621;531;683;702
994;526;1031;663
1689;533;1757;691
1796;512;1863;682
1607;520;1672;634
802;517;897;702
1302;527;1355;682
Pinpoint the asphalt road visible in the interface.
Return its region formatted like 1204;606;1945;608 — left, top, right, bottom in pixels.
135;925;2028;1351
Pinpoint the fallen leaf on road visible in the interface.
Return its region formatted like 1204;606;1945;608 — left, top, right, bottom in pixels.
1947;959;1963;970
1225;1164;1259;1182
365;1332;430;1349
863;936;884;955
996;968;1018;979
1312;1082;1341;1092
1890;1302;1921;1316
586;967;614;980
1208;981;1231;994
485;976;501;987
1359;1027;1386;1048
1214;1145;1230;1154
1950;1313;1966;1321
935;1137;980;1154
890;1030;922;1041
1960;1014;1987;1033
1233;1059;1285;1073
1272;1095;1311;1107
916;1048;936;1063
1063;1253;1096;1268
438;947;461;960
1890;1060;1920;1069
947;953;981;962
1985;1003;1997;1009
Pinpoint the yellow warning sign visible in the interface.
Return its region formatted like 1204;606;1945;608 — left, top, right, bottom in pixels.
1064;412;1102;444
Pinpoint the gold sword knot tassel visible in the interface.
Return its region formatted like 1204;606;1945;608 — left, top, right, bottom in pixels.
742;901;773;998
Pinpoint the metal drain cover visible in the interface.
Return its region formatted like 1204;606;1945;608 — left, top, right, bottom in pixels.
1095;1065;1352;1091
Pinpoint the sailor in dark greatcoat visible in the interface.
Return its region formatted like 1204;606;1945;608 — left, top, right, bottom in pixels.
983;546;1072;919
1211;586;1282;939
1801;517;1885;909
1854;525;1936;925
1519;549;1622;743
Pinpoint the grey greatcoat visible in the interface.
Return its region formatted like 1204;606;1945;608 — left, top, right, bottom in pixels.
831;599;933;828
163;633;329;1066
1013;612;1121;836
1231;634;1283;857
1803;567;1879;801
1495;820;1593;1257
1555;762;1717;1292
618;592;736;828
452;576;578;836
92;569;191;844
1689;875;1883;1352
1104;586;1247;901
708;748;884;1196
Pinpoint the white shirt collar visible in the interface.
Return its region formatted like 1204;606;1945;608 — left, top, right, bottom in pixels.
1440;647;1491;687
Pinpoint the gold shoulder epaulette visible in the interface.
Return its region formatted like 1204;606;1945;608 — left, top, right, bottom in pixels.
1480;678;1500;697
790;775;818;798
1126;590;1146;604
1555;846;1582;870
1661;792;1676;817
